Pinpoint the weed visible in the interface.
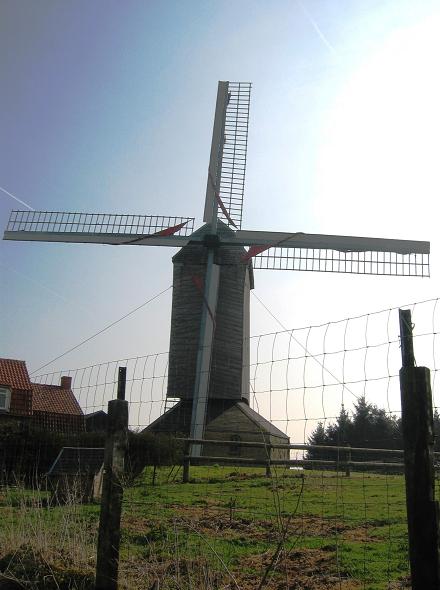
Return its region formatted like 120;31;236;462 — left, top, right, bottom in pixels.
0;467;412;589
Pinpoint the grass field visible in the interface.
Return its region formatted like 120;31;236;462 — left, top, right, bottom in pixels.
0;466;411;589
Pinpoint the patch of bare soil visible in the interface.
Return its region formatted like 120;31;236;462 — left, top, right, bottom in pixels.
163;505;376;544
121;507;404;589
119;555;227;590
235;548;362;590
226;472;269;482
119;549;361;590
122;514;153;535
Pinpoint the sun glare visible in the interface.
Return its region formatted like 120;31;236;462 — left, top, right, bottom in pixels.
315;13;440;236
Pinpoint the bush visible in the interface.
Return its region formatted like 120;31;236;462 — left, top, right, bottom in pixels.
0;420;183;484
125;431;184;481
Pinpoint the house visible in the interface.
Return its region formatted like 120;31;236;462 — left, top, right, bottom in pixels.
146;399;290;463
0;358;33;420
0;358;84;434
84;410;107;432
203;402;290;462
31;376;85;433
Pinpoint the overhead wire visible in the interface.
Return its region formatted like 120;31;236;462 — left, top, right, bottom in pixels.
30;285;172;375
251;290;360;400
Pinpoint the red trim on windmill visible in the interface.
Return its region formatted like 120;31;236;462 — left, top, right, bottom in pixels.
215;193;237;228
242;232;305;262
120;220;189;245
208;169;237;229
191;275;216;327
152;221;189;237
242;244;272;262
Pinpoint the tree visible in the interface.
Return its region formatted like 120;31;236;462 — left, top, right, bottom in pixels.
350;397;398;450
307;421;328;461
306;398;403;466
326;404;351;445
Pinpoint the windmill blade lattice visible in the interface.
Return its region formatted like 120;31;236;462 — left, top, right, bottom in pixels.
2;80;432;468
5;210;194;241
251;246;430;277
217;82;251;229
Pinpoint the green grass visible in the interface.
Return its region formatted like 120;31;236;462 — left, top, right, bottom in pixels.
0;467;411;589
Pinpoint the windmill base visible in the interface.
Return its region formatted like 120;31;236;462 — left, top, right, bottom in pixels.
144;400;289;463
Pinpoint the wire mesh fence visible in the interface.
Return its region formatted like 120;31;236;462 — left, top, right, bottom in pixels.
33;297;440;434
2;297;440;588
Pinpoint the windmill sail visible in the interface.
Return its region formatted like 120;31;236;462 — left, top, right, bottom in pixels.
250;246;429;276
217;82;251;229
2;80;431;465
203;82;251;229
4;210;194;247
231;230;430;277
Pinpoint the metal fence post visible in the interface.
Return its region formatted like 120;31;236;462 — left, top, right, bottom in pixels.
398;309;440;589
95;367;128;590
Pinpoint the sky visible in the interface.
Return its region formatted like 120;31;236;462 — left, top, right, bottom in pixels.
1;1;439;434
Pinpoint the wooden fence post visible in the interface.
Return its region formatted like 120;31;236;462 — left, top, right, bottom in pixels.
95;367;128;590
398;309;440;589
265;461;272;478
182;440;190;483
345;443;351;478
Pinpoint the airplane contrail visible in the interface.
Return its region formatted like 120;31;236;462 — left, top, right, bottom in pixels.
296;0;337;56
0;185;35;210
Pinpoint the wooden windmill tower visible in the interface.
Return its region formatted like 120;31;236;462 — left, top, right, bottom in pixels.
4;81;430;460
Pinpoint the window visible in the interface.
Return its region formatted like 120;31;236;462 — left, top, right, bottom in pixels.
0;387;11;412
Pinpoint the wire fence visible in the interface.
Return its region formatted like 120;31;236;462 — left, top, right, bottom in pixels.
34;297;439;435
16;297;438;588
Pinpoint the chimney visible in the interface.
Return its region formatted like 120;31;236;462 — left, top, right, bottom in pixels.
60;376;72;390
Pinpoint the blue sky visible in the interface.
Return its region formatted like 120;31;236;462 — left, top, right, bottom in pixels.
1;0;439;387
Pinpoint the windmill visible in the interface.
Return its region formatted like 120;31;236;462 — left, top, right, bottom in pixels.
3;81;430;461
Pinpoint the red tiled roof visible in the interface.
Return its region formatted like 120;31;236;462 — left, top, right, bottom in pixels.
0;358;32;390
31;382;83;416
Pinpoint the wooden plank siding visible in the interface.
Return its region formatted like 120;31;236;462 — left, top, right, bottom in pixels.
146;400;290;462
205;403;289;461
168;239;252;401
